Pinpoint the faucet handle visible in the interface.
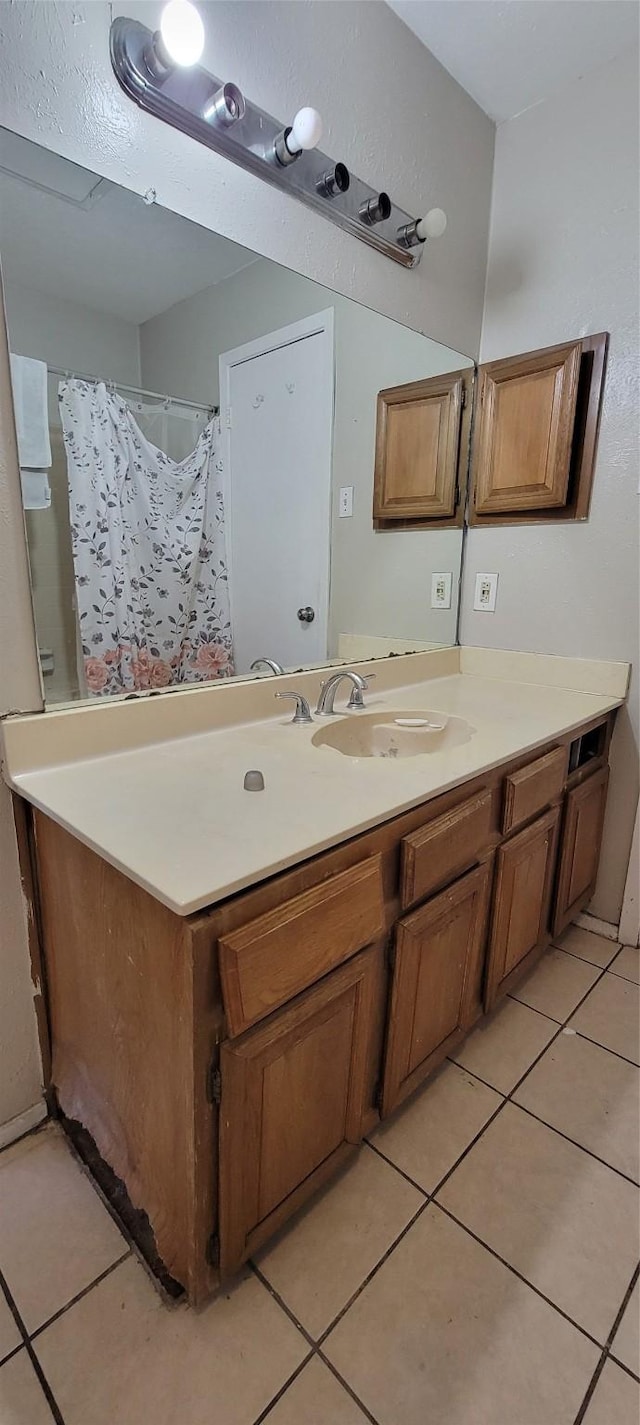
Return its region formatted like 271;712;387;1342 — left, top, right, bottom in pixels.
275;691;313;724
347;673;375;709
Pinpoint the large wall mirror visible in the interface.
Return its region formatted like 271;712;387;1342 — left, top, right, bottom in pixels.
0;127;474;706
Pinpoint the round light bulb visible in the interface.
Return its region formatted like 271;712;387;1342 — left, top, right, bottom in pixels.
417;207;447;241
288;106;323;154
159;0;205;67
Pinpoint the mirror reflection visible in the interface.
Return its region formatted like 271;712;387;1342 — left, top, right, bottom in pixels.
0;128;473;705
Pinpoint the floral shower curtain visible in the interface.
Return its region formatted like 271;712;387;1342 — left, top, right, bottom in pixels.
59;379;234;696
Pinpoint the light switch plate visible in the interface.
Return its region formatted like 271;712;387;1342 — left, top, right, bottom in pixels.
339;486;354;518
473;572;499;612
431;572;453;609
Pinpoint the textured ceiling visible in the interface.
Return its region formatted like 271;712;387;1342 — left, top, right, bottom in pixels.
387;0;639;121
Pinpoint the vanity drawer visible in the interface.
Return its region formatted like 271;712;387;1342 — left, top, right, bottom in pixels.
219;856;385;1036
502;746;567;835
400;789;493;910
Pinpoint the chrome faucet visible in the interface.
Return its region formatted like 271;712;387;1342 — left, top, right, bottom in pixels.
315;670;370;716
250;658;285;676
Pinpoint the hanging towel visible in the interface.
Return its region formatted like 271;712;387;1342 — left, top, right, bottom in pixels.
9;354;52;467
20;468;52;510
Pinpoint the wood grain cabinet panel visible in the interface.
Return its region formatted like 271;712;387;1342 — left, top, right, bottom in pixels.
382;862;493;1116
485;806;561;1009
473;341;582;515
502;746;568;834
218;945;382;1277
553;767;610;937
373;370;465;521
401;788;494;910
219;856;385;1036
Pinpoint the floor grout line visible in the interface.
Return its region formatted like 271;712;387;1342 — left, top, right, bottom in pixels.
0;1118;50;1159
509;1100;640;1187
29;1250;133;1343
250;1349;316;1425
0;1341;24;1370
249;1264;381;1425
315;1348;382;1424
572;1262;640;1424
0;1267;66;1425
571;1029;640;1070
433;1200;609;1352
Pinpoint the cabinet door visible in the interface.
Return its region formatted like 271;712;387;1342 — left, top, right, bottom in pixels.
381;862;492;1117
485;806;561;1009
218;944;381;1277
553;767;610;937
373;370;465;521
472;340;582;516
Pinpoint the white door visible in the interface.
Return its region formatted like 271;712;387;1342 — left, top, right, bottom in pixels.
220;311;334;674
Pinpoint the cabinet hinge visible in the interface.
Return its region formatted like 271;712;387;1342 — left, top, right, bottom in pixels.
225;406;232;430
207;1065;222;1105
206;1232;220;1268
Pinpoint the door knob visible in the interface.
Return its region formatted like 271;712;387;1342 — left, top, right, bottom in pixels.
297;606;315;623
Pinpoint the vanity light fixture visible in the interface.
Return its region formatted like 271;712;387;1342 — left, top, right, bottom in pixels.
203;82;246;128
150;0;205;73
315;163;350;198
110;9;445;267
359;192;392;227
274;106;323;166
397;208;448;248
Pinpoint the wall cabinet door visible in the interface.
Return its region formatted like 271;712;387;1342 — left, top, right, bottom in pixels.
373;370;465;522
472;340;582;516
218;944;381;1277
485;806;561;1009
553;767;610;937
381;861;492;1117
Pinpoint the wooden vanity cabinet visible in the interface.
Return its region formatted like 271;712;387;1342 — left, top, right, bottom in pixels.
553;765;610;937
382;860;493;1116
22;710;615;1307
484;806;561;1010
219;943;383;1276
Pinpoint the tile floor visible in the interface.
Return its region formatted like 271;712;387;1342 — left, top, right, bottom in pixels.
0;927;638;1425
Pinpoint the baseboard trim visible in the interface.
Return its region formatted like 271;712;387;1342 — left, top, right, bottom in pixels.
574;911;620;943
0;1100;47;1151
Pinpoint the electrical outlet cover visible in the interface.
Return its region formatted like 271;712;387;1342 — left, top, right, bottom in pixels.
473;572;499;612
431;572;453;609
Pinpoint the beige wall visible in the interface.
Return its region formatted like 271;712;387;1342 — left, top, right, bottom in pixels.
461;49;640;922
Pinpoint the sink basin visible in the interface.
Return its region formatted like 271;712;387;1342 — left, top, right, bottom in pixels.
311;710;474;759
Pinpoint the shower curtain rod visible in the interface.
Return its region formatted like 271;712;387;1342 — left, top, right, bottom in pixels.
47;364;218;416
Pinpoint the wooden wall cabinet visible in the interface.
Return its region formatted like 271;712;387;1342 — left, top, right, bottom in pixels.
470;332;608;525
24;711;614;1306
373;369;469;527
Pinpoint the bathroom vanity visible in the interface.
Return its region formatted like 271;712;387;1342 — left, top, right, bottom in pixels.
4;648;627;1305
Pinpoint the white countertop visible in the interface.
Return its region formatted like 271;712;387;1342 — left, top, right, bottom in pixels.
2;648;628;916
